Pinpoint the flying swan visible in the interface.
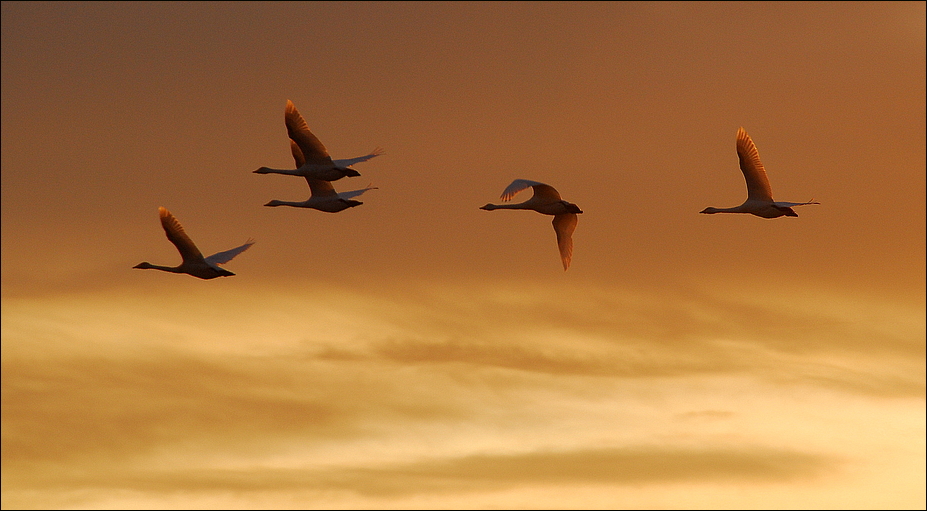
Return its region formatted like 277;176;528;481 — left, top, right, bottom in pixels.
700;127;819;218
480;179;582;271
264;140;378;212
254;99;383;182
133;207;254;279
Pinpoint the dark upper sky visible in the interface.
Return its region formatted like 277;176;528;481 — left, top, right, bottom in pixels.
1;1;924;296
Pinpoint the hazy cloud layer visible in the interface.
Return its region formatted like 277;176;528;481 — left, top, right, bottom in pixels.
5;446;832;500
3;282;924;508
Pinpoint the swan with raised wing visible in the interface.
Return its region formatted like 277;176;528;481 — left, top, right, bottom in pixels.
480;179;582;271
700;127;819;218
254;99;383;181
133;207;254;279
263;140;378;212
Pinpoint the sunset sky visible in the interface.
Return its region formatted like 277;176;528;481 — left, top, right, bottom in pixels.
2;2;925;509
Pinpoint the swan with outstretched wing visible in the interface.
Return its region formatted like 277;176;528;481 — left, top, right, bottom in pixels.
700;127;819;218
134;207;254;279
254;100;383;182
481;179;582;271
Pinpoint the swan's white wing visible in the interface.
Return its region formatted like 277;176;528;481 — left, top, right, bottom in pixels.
773;199;820;207
337;183;378;200
333;147;385;168
737;127;775;202
205;238;255;265
552;213;577;271
500;179;562;202
159;207;205;263
285;100;334;166
305;177;338;198
289;139;306;168
500;179;540;201
531;183;564;202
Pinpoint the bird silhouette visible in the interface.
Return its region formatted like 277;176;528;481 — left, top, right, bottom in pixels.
263;140;378;212
481;179;582;271
700;127;819;218
133;207;254;279
254;99;383;181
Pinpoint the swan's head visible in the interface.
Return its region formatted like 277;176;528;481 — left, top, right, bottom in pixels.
133;262;153;269
264;200;284;207
340;167;361;178
700;207;720;214
564;202;583;214
480;204;497;211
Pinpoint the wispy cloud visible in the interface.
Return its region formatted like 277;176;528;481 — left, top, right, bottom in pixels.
2;282;924;508
9;446;832;498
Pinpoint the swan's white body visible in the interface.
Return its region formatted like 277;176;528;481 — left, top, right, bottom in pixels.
701;127;819;218
264;141;378;212
133;207;254;279
254;100;383;181
481;179;582;271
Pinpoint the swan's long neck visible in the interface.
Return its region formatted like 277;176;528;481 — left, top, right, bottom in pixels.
482;202;531;211
134;262;182;273
254;166;302;176
264;199;305;208
701;205;748;214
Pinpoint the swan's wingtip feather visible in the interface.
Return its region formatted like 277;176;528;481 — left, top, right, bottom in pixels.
285;100;299;115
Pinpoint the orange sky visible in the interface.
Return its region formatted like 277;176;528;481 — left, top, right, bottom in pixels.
2;2;925;509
